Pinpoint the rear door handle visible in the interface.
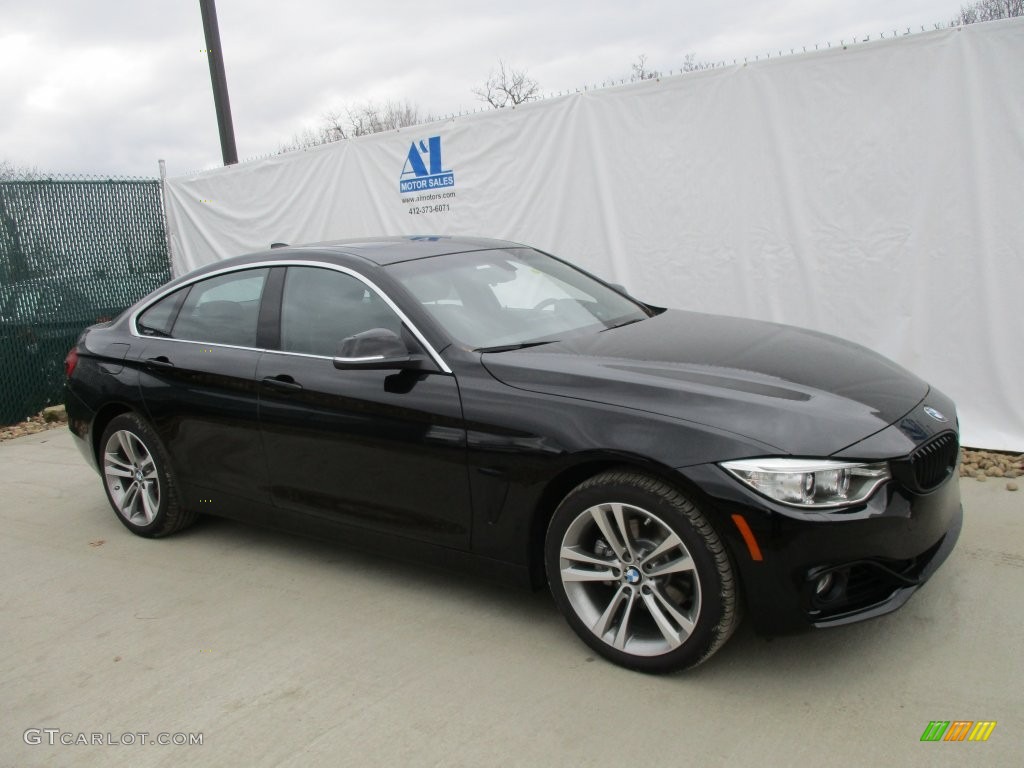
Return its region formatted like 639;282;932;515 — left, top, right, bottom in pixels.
261;374;303;391
144;356;174;369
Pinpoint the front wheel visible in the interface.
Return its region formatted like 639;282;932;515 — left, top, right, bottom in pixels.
100;413;196;538
545;470;740;673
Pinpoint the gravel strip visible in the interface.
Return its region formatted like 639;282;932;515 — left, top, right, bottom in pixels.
960;447;1023;491
0;406;67;441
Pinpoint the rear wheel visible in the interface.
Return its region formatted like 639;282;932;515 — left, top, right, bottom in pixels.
545;470;739;673
100;413;196;537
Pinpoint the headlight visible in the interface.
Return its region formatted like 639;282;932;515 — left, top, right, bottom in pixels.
720;458;890;508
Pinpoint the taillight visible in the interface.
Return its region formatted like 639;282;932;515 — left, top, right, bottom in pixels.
64;348;79;378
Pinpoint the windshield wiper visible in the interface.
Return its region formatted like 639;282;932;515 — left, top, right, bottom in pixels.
476;340;555;353
601;317;645;332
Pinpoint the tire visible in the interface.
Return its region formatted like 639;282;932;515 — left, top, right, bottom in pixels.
99;413;197;538
545;470;740;673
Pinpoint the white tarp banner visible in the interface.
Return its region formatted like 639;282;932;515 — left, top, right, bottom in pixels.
165;19;1024;450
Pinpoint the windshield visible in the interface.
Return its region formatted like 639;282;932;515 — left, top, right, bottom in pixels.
388;248;650;350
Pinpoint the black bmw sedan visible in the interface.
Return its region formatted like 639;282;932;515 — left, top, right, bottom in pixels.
64;236;962;673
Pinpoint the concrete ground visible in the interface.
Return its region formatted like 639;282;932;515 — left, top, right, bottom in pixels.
1;429;1021;768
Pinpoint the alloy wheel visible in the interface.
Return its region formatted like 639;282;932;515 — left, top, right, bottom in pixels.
103;429;161;526
558;501;702;657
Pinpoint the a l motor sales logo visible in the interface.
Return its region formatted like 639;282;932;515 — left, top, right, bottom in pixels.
399;136;454;194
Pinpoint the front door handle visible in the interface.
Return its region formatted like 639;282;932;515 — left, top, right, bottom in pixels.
261;374;303;392
144;356;174;369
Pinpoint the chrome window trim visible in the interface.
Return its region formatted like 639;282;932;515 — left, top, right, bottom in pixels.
261;348;333;361
129;260;453;374
334;355;386;364
133;336;269;354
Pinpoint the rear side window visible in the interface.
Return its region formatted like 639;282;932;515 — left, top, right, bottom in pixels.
137;288;187;337
169;269;269;347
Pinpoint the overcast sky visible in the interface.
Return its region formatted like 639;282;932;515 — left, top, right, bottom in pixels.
1;0;957;178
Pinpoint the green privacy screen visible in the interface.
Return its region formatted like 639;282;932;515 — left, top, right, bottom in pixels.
0;177;171;425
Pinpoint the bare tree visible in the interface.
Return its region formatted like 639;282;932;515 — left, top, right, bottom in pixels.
321;110;349;142
347;100;425;137
630;53;706;82
0;160;40;181
953;0;1024;24
279;100;429;153
473;60;540;108
631;54;660;81
279;125;340;153
0;160;41;282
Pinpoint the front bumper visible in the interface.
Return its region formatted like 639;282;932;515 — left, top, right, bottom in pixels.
809;501;961;628
678;457;963;636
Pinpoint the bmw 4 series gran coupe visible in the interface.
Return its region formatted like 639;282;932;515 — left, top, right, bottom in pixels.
65;236;962;673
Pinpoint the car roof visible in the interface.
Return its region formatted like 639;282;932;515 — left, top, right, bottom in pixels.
291;235;527;266
172;236;532;287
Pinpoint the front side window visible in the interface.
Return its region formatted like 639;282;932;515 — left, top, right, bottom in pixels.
279;266;402;357
170;268;269;347
389;248;649;350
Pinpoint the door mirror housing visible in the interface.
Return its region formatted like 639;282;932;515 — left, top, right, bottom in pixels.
333;328;424;370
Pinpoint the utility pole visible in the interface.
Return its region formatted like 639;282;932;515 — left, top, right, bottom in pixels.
199;0;238;165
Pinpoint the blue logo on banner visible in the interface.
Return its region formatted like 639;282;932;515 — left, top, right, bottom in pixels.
399;136;455;193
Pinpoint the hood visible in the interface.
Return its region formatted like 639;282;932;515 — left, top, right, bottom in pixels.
481;310;928;456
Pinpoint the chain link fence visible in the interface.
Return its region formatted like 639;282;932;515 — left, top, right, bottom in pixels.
0;176;171;424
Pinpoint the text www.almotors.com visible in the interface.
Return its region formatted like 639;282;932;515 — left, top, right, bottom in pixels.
401;190;455;205
24;729;203;747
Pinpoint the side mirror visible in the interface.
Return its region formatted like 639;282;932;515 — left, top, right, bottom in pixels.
333;328;424;370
